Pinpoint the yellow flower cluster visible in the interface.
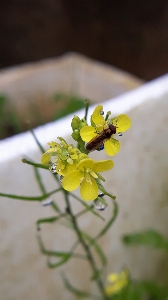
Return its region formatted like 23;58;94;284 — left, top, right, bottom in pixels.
41;105;131;201
41;137;114;201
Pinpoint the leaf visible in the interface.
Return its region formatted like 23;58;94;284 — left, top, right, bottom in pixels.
123;229;168;251
139;280;168;299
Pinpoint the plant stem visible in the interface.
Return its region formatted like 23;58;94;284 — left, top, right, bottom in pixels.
63;190;109;300
0;188;62;201
22;158;49;170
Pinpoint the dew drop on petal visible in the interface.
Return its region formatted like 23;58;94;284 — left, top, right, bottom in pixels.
100;110;104;115
94;198;106;211
42;198;53;206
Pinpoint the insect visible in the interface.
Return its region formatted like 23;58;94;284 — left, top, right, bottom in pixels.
86;124;116;152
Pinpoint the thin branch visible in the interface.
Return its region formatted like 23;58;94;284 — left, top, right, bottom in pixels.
0;187;62;201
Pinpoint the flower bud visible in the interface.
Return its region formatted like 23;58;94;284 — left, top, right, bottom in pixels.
71;115;80;130
71;129;80;141
79;118;87;129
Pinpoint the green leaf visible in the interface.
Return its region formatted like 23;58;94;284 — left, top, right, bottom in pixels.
139;280;168;299
123;229;168;251
111;282;143;300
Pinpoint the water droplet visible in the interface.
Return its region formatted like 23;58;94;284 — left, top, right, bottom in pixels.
118;132;123;136
98;192;105;197
94;198;106;211
100;110;104;115
49;163;57;174
42;198;53;206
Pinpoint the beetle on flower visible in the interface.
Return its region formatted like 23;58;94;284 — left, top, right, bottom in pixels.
80;105;131;156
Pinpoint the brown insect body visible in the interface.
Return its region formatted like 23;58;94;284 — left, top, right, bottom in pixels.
86;124;116;152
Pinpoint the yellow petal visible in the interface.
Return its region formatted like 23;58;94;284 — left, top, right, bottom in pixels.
92;160;114;172
65;163;76;174
112;114;131;133
80;177;98;201
77;158;94;169
41;152;52;164
57;162;76;176
80;126;97;142
62;170;82;191
91;105;105;125
104;139;121;156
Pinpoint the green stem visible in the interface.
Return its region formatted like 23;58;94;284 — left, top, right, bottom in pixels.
30;129;45;153
97;182;116;200
0;187;62;201
22;158;49;170
84;99;90;121
63;190;109;300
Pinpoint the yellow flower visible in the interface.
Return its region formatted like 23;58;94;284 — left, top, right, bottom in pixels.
62;158;114;201
105;270;129;296
41;137;87;176
80;105;131;156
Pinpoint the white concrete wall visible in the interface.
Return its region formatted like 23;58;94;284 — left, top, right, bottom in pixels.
0;74;168;299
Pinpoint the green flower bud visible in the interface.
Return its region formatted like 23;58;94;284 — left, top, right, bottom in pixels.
71;115;80;130
71;129;80;141
79;118;87;129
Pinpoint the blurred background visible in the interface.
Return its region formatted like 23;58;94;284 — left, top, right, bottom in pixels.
0;0;168;80
1;2;168;299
